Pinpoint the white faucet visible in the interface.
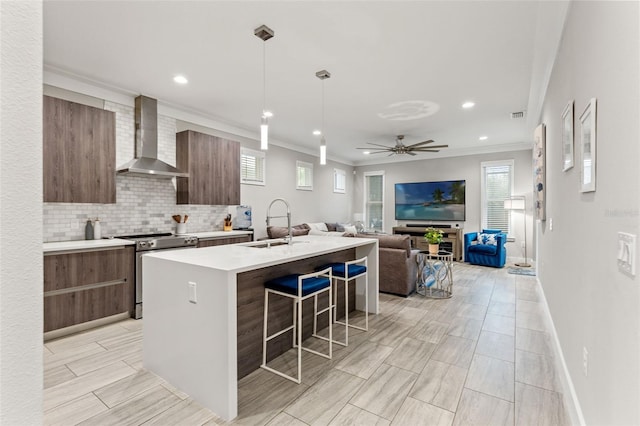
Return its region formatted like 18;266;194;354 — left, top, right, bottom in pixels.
266;198;293;244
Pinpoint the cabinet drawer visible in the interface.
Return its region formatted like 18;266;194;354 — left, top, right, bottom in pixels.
44;246;134;292
43;246;134;332
198;235;251;248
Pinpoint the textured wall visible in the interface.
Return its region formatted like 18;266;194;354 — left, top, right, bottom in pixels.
0;1;44;423
43;100;228;241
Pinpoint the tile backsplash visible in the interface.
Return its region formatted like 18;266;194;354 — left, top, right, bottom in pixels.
43;99;230;242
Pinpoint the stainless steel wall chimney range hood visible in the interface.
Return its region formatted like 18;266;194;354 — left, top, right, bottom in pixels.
116;95;188;178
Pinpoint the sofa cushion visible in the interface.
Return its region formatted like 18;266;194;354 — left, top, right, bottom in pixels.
308;229;345;237
267;226;309;239
358;234;411;258
306;222;328;232
468;243;498;255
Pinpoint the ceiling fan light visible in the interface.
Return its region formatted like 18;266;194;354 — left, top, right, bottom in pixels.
462;101;475;109
479;135;488;141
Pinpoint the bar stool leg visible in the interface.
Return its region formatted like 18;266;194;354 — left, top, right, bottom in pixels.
262;290;269;367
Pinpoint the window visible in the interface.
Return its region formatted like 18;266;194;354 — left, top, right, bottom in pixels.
481;160;514;233
364;171;384;231
240;147;266;185
296;161;313;191
333;168;346;193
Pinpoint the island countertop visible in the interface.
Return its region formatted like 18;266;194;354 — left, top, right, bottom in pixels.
144;234;377;273
142;234;379;421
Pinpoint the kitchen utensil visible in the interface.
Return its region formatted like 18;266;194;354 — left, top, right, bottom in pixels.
184;215;189;223
172;215;182;223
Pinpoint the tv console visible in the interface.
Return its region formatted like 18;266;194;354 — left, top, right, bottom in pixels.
405;223;455;229
392;226;463;261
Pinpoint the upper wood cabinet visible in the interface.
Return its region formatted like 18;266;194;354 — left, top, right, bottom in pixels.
43;95;116;203
176;130;240;205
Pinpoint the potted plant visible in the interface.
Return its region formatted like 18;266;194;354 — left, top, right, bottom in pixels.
424;227;444;254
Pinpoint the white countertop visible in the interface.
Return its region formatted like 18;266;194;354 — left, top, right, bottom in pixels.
43;238;135;253
191;230;253;239
144;235;377;273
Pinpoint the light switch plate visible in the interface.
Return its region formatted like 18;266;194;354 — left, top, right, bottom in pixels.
617;232;636;276
549;218;553;231
188;281;197;303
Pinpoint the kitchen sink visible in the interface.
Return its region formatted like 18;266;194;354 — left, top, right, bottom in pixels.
248;240;308;248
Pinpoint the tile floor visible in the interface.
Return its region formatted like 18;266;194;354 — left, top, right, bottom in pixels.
43;263;570;425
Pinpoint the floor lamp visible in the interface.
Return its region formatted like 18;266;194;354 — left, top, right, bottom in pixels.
504;196;531;267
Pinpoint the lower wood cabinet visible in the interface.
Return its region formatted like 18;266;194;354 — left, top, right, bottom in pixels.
43;246;134;332
197;235;252;248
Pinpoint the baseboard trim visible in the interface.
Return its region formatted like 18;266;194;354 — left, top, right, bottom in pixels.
44;312;132;341
535;276;586;426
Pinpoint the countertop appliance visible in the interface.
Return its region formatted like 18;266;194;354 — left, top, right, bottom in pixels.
116;232;198;318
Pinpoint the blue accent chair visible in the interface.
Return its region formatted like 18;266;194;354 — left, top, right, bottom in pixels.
464;229;507;268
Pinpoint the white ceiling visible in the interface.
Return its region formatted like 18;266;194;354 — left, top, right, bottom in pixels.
43;1;568;166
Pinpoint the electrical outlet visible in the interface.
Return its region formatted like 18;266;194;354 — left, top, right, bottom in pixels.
188;281;197;304
583;347;589;377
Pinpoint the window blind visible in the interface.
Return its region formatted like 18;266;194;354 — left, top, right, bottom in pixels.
240;148;265;185
483;163;512;232
296;161;313;190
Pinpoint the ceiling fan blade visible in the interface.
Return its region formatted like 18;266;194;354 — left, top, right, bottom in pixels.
367;142;394;148
412;144;448;150
407;151;417;156
367;150;391;154
405;139;434;148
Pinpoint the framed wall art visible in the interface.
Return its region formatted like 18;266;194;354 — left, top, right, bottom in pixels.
562;101;574;171
579;98;597;193
534;123;546;221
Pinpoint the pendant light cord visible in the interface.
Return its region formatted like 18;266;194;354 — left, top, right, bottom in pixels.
263;42;266;115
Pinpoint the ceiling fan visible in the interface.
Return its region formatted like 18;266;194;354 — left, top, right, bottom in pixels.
357;135;448;156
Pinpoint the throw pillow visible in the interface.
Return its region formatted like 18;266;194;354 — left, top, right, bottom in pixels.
478;232;497;246
336;223;351;232
342;225;357;236
306;222;328;232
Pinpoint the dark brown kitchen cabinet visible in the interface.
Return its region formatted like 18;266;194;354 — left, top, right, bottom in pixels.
176;130;240;205
197;235;252;248
43;95;116;203
43;246;134;332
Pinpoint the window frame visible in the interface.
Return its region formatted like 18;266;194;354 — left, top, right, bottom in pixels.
333;168;346;194
480;159;514;234
240;147;266;186
296;160;314;191
363;170;385;231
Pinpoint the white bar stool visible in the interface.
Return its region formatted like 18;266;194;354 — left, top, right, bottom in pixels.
316;257;368;346
261;267;333;384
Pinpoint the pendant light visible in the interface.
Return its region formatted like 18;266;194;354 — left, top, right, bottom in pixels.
255;25;274;150
316;69;331;165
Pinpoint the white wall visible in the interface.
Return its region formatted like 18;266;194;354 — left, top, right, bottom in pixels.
176;121;355;239
538;2;639;425
0;1;43;424
354;149;534;260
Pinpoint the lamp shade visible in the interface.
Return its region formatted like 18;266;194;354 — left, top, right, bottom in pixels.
504;198;525;210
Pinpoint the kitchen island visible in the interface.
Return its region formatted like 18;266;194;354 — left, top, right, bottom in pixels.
142;235;378;421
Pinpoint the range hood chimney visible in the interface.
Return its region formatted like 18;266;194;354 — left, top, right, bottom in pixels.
116;95;188;178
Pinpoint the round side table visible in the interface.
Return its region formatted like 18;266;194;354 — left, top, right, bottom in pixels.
415;250;453;298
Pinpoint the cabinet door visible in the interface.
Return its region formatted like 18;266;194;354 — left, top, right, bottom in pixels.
176;130;240;205
43;96;116;203
43;246;134;332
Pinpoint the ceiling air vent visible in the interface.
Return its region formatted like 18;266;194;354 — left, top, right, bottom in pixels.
510;111;526;119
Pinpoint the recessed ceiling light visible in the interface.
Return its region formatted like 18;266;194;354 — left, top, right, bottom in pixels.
173;75;188;84
263;110;273;118
462;101;475;109
363;151;371;155
313;130;322;136
479;135;488;141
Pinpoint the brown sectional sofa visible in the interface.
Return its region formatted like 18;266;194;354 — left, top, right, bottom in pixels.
267;223;419;296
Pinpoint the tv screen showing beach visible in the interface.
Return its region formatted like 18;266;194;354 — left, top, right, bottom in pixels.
395;180;466;221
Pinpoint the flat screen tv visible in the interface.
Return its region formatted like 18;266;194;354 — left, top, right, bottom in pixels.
395;180;466;221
